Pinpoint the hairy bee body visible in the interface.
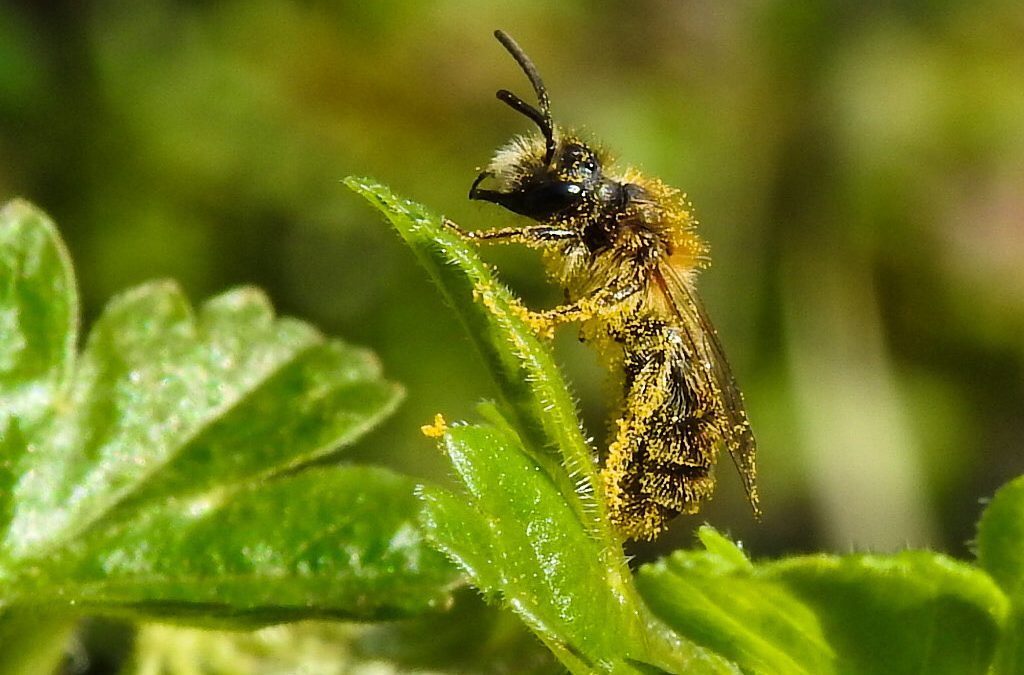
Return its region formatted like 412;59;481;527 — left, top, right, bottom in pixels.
609;320;719;535
450;32;759;540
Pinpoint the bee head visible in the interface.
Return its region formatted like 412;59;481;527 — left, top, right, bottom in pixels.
469;31;604;221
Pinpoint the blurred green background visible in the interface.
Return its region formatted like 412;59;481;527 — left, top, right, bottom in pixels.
2;0;1022;566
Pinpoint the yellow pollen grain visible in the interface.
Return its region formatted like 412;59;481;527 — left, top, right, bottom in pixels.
420;413;448;438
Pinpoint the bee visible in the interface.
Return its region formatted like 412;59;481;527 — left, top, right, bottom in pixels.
445;30;760;540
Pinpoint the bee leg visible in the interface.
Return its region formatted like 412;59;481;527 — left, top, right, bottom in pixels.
520;281;643;339
441;217;475;238
508;306;560;339
442;218;577;248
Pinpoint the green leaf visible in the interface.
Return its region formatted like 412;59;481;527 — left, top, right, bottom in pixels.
977;475;1024;673
639;527;1006;675
343;177;595;527
991;603;1024;675
428;423;618;659
0;199;456;625
0;200;78;433
11;466;455;621
761;551;1005;675
3;283;401;561
637;528;835;675
420;414;735;675
977;475;1024;597
418;486;502;595
113;332;403;514
0;417;25;535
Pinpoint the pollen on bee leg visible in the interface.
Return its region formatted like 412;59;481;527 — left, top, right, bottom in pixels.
489;291;556;338
522;311;556;339
441;217;471;238
475;284;550;336
420;413;448;438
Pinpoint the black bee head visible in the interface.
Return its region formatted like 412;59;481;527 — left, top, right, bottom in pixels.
467;31;604;222
471;140;604;220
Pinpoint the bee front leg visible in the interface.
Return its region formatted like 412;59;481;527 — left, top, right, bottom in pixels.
442;218;577;248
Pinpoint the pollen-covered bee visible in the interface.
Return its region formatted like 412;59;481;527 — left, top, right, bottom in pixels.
445;30;760;540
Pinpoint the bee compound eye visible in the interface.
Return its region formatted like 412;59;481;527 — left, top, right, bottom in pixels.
560;145;599;182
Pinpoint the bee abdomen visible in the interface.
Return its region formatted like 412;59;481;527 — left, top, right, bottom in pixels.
602;320;724;540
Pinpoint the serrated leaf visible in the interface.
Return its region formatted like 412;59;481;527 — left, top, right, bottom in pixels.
639;529;1006;675
976;475;1024;674
435;424;618;658
637;528;834;675
0;199;455;626
0;200;78;433
113;338;401;513
420;417;736;675
760;551;1005;675
10;466;455;622
977;475;1024;596
418;486;501;594
696;526;755;572
344;177;596;526
4;282;403;562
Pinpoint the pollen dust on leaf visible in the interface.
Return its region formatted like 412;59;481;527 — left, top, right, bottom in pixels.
421;413;449;438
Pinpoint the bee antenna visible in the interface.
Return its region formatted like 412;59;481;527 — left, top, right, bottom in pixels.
493;30;557;165
495;89;552;145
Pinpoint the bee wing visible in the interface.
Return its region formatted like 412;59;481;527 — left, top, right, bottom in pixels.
656;262;761;517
